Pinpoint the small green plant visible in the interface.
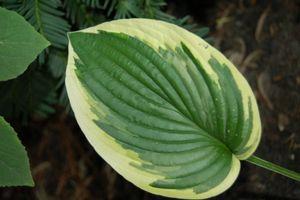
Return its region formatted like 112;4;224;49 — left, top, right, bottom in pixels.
66;19;300;199
0;7;49;186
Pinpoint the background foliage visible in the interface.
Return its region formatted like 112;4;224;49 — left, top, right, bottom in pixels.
0;0;209;122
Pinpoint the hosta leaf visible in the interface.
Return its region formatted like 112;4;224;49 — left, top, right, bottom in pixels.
0;7;49;81
66;19;261;199
0;116;34;186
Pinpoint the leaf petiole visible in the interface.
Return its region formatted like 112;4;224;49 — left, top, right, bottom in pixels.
246;155;300;181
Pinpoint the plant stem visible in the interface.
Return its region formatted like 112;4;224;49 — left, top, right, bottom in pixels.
246;155;300;181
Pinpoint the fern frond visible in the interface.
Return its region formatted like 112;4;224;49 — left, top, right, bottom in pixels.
35;90;57;118
47;49;67;78
116;0;140;18
140;0;172;20
0;63;57;121
64;0;106;28
4;0;70;49
64;0;86;25
82;0;109;8
104;0;167;19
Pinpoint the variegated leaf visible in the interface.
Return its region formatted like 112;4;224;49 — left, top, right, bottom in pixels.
66;19;261;199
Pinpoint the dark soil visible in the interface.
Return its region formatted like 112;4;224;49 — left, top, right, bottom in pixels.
1;0;300;199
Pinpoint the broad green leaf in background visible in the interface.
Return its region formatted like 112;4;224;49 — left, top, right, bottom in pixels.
0;7;49;187
0;7;50;81
66;19;300;199
0;116;34;186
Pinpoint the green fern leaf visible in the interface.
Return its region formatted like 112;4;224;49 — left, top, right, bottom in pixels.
0;64;57;121
64;0;87;25
64;0;106;28
3;0;70;49
82;0;109;8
